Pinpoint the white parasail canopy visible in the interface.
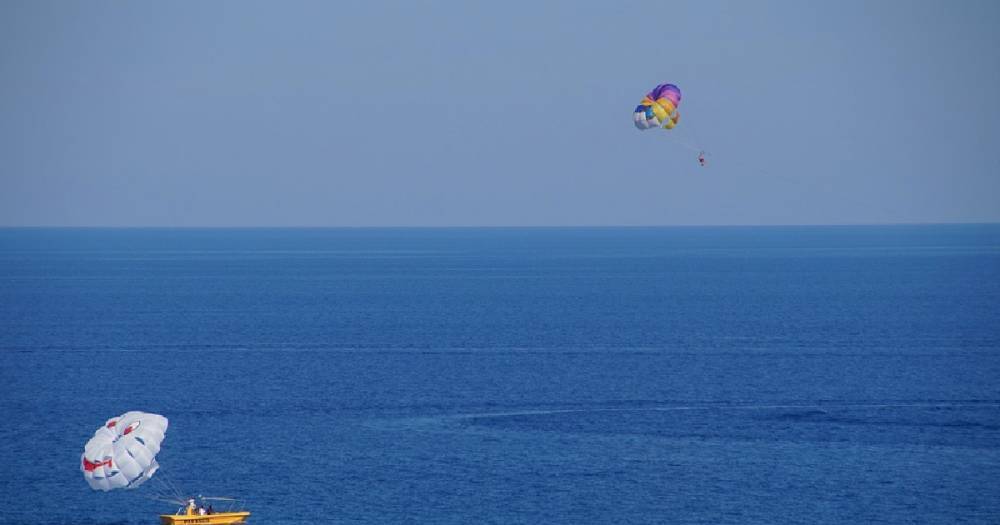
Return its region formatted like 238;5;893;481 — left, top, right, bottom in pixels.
81;411;168;491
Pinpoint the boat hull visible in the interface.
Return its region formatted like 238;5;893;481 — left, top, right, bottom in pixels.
159;511;250;525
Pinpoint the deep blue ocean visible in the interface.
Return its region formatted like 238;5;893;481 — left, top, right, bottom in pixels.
1;226;999;524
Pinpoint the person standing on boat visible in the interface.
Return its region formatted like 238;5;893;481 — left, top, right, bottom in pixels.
186;499;197;516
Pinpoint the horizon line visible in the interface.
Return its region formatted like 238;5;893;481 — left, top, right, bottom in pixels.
1;221;998;229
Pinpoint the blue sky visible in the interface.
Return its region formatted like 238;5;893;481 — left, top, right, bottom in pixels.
1;0;998;226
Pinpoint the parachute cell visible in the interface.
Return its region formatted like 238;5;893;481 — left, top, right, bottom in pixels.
633;83;681;130
81;411;168;491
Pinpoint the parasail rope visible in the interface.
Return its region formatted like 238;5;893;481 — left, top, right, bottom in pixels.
145;473;187;505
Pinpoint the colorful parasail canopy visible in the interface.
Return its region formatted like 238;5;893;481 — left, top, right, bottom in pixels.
633;83;681;130
81;411;168;491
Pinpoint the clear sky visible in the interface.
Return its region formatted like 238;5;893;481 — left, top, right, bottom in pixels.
1;0;998;226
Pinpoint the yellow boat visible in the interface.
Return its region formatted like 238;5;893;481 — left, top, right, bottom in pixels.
159;511;250;525
160;498;250;525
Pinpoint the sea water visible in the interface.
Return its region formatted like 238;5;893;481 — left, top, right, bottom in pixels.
1;226;998;524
